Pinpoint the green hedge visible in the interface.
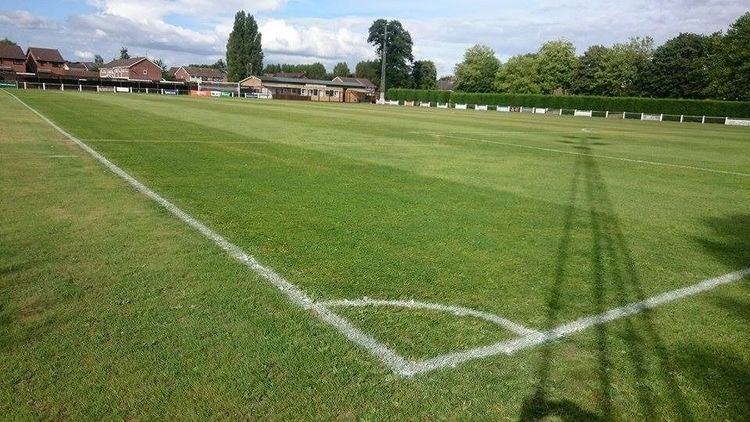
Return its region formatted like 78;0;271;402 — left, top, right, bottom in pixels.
386;89;750;118
386;89;451;104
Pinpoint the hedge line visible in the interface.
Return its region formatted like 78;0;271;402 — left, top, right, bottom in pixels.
386;89;750;118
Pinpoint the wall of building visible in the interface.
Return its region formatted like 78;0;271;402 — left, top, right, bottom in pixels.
26;56;65;75
129;60;162;82
0;58;25;73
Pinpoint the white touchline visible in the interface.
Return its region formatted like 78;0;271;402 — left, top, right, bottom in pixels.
3;90;413;377
7;90;749;379
439;133;750;178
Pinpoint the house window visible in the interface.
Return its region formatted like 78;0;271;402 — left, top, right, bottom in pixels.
143;69;148;75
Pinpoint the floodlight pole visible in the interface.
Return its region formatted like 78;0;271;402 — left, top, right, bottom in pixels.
379;21;388;103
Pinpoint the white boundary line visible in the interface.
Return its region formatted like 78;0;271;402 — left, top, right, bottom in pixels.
405;267;750;376
7;90;749;378
2;90;413;377
424;132;750;178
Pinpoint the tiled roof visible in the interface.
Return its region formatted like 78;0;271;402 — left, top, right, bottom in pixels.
0;44;25;60
102;57;148;68
27;47;65;63
334;76;377;89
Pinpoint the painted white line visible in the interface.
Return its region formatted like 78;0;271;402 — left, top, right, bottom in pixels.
321;298;541;337
3;90;413;377
405;267;750;376
434;133;750;178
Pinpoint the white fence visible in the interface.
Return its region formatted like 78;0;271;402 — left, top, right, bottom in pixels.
574;109;593;117
725;118;750;126
455;104;467;110
475;105;488;111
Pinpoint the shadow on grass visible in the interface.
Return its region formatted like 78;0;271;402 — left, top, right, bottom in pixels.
675;214;750;418
519;137;694;421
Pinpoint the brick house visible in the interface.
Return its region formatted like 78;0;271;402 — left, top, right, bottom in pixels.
173;66;226;83
99;57;163;82
26;47;66;76
0;44;26;74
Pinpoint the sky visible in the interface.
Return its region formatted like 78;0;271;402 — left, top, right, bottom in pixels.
0;1;747;76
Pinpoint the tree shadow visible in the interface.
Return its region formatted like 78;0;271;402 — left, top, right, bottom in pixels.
519;137;695;421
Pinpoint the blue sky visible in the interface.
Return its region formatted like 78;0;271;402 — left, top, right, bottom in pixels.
1;1;747;76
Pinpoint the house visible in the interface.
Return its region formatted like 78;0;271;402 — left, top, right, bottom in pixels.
26;47;66;76
0;44;26;74
239;75;376;103
173;66;226;83
99;57;163;82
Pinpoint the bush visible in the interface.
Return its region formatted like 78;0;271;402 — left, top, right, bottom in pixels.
386;89;750;117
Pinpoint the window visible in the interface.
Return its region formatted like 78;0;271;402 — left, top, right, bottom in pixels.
143;69;148;75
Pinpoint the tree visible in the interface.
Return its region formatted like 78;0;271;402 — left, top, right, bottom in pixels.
368;19;414;89
455;44;501;92
0;38;17;46
494;54;541;94
535;40;578;94
412;60;437;89
573;45;610;95
709;12;750;101
598;37;654;96
119;47;130;60
93;54;104;69
355;60;380;86
226;11;264;81
333;62;351;77
263;63;328;79
188;59;228;73
639;33;712;99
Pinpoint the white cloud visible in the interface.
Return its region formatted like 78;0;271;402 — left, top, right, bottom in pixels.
0;1;746;76
75;50;95;60
0;10;54;29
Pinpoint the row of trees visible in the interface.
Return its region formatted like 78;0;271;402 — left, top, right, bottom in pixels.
454;12;750;101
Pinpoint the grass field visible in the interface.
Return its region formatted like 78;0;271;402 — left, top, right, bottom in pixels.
1;89;749;419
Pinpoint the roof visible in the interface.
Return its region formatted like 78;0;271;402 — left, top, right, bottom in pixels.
27;47;65;63
66;62;88;70
268;72;307;79
333;76;377;89
0;44;25;60
180;66;225;79
65;69;101;79
256;75;375;89
101;57;152;68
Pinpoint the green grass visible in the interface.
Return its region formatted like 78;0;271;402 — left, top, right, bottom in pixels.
1;89;749;419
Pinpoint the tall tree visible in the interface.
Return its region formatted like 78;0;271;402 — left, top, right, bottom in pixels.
119;47;130;60
333;62;351;77
226;11;263;81
640;33;712;98
93;54;104;68
709;12;750;101
535;40;578;94
412;60;437;89
0;38;17;46
599;37;654;96
455;44;501;92
573;45;611;95
494;54;541;94
355;60;380;86
368;19;414;89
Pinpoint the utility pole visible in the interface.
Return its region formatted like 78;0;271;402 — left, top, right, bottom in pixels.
379;20;388;103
